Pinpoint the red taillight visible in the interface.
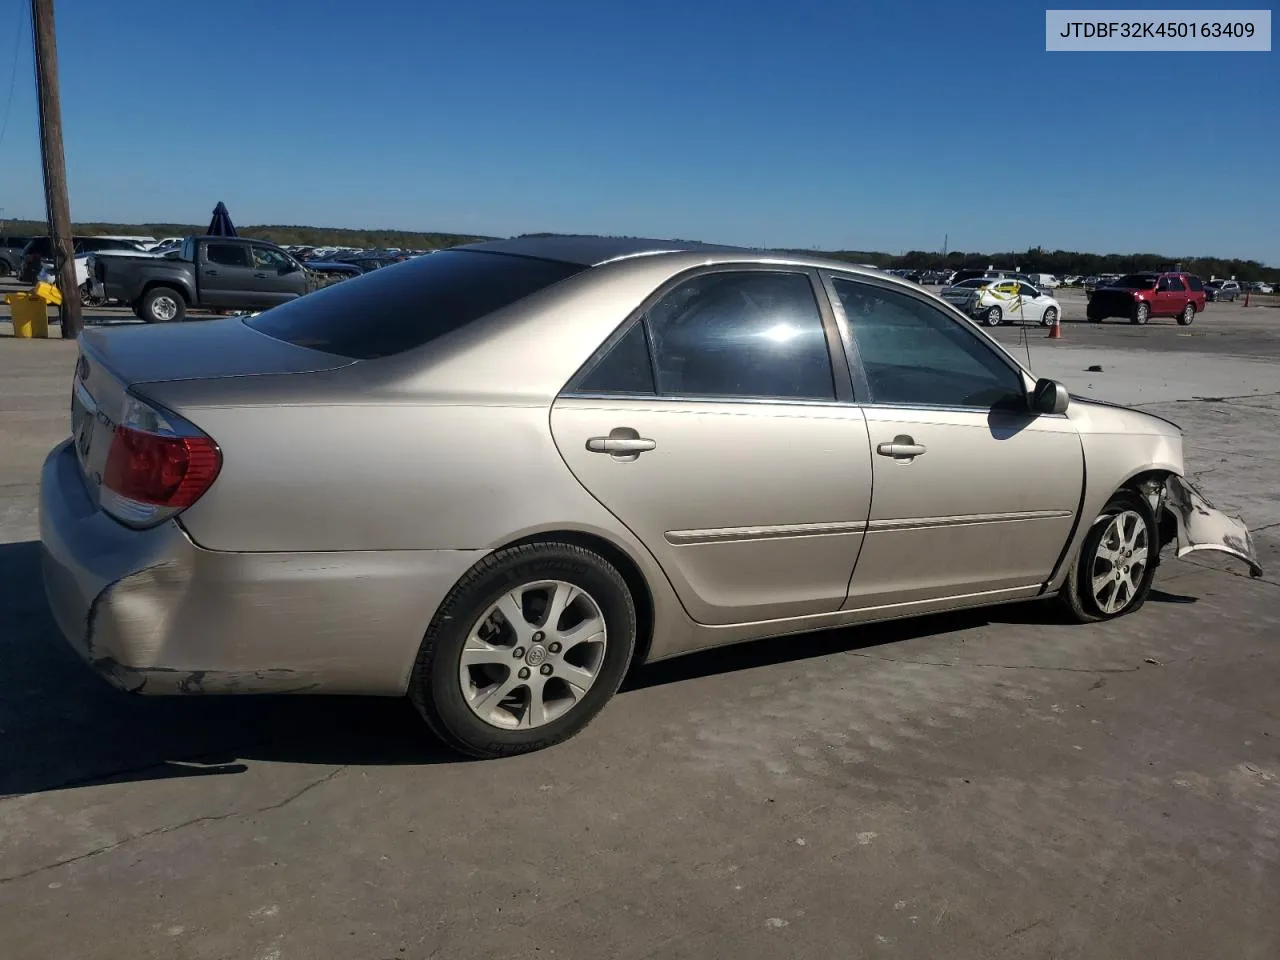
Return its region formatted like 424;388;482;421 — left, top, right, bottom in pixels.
103;426;221;508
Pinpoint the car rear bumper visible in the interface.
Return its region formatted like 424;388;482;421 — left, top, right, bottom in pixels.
40;440;484;696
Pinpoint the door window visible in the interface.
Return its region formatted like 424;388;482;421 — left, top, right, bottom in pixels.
1017;282;1040;298
1157;276;1184;292
833;278;1025;409
577;322;656;395
206;243;251;267
251;246;292;270
575;271;835;401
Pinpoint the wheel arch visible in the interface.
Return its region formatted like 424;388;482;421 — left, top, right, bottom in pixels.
1045;461;1181;593
141;279;192;304
499;529;657;671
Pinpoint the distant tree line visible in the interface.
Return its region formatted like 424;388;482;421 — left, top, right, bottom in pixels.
801;245;1278;283
3;222;1275;282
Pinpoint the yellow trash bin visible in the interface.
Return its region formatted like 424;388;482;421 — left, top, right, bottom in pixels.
34;281;64;306
5;292;51;339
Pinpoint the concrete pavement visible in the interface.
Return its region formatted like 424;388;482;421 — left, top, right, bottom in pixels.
1;300;1277;959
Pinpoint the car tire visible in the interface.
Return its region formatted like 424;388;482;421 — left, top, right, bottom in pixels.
1040;306;1058;327
1177;302;1195;326
138;286;186;323
984;306;1002;326
0;260;11;278
1132;302;1150;325
409;542;637;759
1058;491;1158;624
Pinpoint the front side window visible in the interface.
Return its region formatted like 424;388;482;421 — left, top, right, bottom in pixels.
252;246;292;269
833;278;1025;410
1017;282;1040;298
1186;276;1204;291
206;243;251;267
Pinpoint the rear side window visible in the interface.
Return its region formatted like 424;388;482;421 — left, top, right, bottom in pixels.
206;243;251;267
247;250;585;359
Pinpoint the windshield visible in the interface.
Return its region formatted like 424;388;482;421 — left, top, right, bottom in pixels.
1111;274;1158;289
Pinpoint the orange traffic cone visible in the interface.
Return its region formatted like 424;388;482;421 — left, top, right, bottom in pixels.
1047;315;1063;339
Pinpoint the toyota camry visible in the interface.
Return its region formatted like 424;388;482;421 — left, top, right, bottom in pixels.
40;236;1262;758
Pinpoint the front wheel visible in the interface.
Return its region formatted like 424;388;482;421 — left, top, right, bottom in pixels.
1177;302;1195;326
983;306;1003;326
1040;306;1058;327
138;286;186;323
1131;301;1150;325
1059;492;1157;623
409;542;637;759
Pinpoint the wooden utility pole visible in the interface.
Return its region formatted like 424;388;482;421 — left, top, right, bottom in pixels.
31;0;81;338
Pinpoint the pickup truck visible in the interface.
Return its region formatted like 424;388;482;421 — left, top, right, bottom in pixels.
91;235;313;322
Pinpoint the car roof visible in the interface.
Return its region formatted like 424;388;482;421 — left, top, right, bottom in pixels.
448;234;908;283
453;234;750;266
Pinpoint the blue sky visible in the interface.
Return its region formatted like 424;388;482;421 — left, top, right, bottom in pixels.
0;0;1276;261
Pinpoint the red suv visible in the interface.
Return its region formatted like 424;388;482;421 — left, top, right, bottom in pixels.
1086;272;1205;325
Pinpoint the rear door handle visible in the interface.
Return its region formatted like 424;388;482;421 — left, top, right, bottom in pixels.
253;272;268;279
587;437;656;455
877;436;927;459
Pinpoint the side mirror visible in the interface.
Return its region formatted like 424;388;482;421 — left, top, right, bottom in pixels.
1031;378;1070;415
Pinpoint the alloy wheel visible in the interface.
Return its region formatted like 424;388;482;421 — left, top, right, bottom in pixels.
152;295;178;321
1089;510;1149;615
458;580;608;730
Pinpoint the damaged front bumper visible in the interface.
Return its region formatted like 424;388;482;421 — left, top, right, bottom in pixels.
1158;475;1264;578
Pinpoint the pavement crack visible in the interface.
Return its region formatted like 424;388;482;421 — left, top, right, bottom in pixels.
1004;917;1050;939
847;653;1140;674
0;765;348;885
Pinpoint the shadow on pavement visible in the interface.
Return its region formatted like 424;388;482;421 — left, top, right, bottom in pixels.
0;536;1066;798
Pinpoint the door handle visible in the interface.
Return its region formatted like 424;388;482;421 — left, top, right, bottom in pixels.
877;435;926;460
253;272;268;279
204;270;219;276
587;437;656;455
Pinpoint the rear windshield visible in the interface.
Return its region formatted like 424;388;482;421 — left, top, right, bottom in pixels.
246;250;586;359
1111;274;1158;289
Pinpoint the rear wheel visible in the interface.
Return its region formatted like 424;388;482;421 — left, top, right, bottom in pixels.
984;305;1003;326
1177;302;1195;326
409;542;637;759
0;260;12;278
138;286;186;323
1131;301;1150;325
78;282;104;307
1059;492;1157;623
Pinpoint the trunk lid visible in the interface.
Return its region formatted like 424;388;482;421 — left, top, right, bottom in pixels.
79;317;353;386
71;319;353;505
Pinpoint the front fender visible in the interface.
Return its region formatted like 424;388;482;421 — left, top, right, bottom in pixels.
1161;476;1263;578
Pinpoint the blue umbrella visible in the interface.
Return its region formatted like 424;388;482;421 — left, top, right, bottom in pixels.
206;202;238;237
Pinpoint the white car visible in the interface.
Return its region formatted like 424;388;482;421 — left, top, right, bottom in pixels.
941;278;1062;327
